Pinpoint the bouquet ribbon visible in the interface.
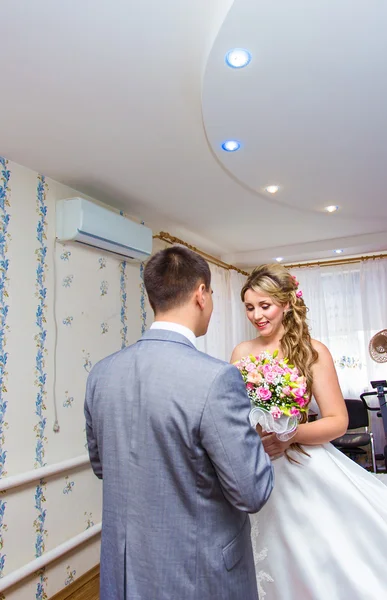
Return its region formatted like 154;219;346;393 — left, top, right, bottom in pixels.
249;407;299;442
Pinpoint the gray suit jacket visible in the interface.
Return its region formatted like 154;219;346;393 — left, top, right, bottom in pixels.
85;329;274;600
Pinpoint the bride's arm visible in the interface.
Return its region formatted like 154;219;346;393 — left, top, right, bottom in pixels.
291;341;348;445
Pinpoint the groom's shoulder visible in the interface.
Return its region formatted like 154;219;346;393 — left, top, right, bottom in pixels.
194;348;234;377
87;342;137;380
192;352;244;395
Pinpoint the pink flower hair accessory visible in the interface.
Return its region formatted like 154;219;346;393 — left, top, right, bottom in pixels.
296;290;303;298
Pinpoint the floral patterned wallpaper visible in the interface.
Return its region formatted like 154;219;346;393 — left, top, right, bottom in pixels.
0;157;147;599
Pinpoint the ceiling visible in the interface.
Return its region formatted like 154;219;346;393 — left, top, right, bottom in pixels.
1;0;387;267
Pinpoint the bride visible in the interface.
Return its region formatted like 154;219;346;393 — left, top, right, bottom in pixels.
231;263;387;600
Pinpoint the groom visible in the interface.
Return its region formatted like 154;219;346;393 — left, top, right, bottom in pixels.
85;246;274;600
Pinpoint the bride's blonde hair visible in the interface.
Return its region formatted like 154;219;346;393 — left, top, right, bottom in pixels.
241;264;318;458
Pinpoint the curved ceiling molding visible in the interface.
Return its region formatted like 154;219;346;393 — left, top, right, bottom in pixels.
202;0;387;219
1;0;387;265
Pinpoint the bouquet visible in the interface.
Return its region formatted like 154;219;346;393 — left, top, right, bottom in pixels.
234;350;309;441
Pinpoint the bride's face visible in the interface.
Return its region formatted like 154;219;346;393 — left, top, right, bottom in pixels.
244;288;286;338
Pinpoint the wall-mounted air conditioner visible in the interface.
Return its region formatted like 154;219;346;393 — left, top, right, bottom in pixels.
56;197;152;261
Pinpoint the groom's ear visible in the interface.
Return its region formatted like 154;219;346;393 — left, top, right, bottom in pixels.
195;283;207;310
195;283;206;310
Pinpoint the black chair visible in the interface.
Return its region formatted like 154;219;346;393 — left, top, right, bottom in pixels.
331;399;377;472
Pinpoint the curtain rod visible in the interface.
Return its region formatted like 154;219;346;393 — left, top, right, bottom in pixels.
153;232;250;276
154;232;387;273
285;253;387;269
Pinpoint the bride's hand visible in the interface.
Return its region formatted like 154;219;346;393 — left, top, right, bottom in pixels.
255;424;271;438
261;433;293;460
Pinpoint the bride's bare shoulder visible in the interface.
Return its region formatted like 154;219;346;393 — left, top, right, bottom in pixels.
311;339;331;356
230;340;255;363
311;339;335;366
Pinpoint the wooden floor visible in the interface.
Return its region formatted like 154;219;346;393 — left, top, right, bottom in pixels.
50;566;99;600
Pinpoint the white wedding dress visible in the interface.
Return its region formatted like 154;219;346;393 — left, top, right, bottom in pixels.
250;402;387;600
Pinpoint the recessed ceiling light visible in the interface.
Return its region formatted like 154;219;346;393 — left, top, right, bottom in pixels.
275;257;284;262
334;249;343;254
325;205;339;213
225;48;252;69
221;140;241;152
265;185;280;194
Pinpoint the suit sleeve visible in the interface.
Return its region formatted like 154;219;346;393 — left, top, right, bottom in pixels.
84;368;103;479
200;363;274;513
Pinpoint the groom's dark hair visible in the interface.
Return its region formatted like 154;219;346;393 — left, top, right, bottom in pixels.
144;246;211;313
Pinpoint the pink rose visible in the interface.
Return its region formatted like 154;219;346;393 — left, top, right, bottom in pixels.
290;407;300;416
282;386;291;397
297;397;308;408
262;364;272;376
290;372;299;382
263;371;276;384
246;383;254;391
294;386;307;399
257;387;272;401
245;362;256;373
270;406;282;419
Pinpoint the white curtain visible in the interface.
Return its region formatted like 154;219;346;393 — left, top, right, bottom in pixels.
196;266;255;362
291;259;387;453
361;260;387;383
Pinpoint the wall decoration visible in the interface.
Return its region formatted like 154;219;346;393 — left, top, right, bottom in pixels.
0;158;145;599
0;157;10;578
120;262;128;348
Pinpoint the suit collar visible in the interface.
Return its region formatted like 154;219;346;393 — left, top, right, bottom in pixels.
138;328;196;349
150;321;196;347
